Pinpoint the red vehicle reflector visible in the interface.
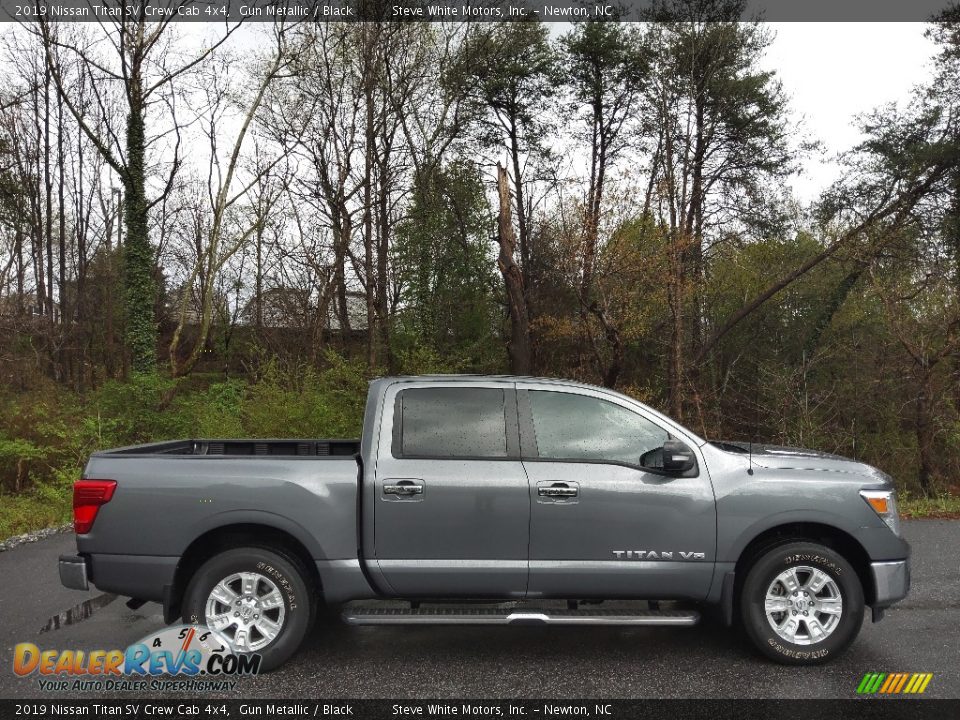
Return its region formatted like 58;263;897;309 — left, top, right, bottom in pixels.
73;479;117;534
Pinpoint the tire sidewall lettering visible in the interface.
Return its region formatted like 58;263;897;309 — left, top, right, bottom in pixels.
782;553;842;575
256;561;298;609
766;637;829;660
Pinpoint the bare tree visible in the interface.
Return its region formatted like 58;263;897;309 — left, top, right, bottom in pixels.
168;23;295;377
36;10;241;372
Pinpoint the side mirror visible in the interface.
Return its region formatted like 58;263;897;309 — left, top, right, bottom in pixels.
662;439;696;473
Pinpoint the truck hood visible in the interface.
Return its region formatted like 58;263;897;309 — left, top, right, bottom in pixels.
709;441;892;485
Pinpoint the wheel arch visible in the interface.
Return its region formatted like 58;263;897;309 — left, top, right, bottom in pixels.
164;522;322;624
733;522;874;606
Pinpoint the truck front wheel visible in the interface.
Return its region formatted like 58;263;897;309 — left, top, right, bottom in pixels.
740;541;864;665
182;547;314;672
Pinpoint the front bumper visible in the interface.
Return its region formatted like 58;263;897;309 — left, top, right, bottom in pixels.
59;554;90;591
871;559;910;607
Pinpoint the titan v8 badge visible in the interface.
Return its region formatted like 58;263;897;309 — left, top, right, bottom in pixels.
612;550;706;560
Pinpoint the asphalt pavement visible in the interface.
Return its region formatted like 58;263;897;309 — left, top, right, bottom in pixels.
0;521;956;699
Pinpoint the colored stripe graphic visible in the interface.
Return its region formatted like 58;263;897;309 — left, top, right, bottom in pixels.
857;672;932;694
879;674;896;693
906;673;933;694
892;673;909;693
857;673;885;693
904;674;921;693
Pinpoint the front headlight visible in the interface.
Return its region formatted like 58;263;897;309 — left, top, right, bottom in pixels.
860;489;901;536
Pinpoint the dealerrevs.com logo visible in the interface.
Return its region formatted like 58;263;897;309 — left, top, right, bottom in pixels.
13;625;260;692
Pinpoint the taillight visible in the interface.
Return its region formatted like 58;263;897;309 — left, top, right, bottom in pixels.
73;480;117;534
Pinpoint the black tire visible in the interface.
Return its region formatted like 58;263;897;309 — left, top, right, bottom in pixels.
740;541;864;665
182;547;314;672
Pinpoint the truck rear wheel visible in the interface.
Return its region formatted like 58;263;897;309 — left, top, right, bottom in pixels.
182;547;313;672
740;541;864;665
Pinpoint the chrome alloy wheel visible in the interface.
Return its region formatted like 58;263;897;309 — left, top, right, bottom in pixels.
764;566;843;645
204;572;286;652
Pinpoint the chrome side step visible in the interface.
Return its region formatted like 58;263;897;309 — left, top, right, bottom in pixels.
342;606;700;626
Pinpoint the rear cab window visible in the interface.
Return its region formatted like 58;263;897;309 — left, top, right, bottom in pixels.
393;387;509;459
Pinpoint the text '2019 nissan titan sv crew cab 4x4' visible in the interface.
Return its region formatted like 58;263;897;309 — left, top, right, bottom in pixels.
59;375;910;670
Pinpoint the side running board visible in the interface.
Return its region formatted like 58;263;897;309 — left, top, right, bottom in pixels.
342;606;700;626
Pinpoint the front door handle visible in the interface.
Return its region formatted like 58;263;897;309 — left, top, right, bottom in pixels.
384;481;423;496
538;483;578;498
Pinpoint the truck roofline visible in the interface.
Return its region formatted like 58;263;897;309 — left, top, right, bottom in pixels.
374;373;611;388
371;374;708;448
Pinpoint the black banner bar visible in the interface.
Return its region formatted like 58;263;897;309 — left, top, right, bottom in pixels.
0;699;956;720
0;0;955;23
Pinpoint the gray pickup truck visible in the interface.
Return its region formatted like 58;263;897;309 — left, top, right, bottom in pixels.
59;375;910;670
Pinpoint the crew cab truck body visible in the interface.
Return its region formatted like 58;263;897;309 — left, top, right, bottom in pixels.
59;376;910;669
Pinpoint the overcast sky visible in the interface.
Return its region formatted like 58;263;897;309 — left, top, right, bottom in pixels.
0;21;938;205
764;23;938;201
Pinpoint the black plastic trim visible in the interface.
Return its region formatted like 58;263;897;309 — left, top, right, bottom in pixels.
517;389;537;457
719;571;736;626
356;454;387;598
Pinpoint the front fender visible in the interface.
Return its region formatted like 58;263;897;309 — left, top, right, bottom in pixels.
720;507;873;563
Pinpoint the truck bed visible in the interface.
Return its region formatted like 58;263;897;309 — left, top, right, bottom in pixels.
93;438;360;457
77;436;364;604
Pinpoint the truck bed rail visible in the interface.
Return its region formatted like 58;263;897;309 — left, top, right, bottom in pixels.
93;438;360;457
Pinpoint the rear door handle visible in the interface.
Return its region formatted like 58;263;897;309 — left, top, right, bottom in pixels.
384;480;424;496
538;483;578;498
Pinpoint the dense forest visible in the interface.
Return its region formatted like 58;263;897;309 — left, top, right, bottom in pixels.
2;4;960;536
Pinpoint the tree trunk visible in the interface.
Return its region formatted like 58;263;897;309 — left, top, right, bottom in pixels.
104;193;119;378
255;223;264;336
14;227;24;315
496;164;531;375
44;63;54;323
123;87;157;374
682;102;707;411
667;229;685;420
915;369;936;498
57;90;68;380
508;122;530;299
377;152;393;372
30;82;46;320
334;218;351;337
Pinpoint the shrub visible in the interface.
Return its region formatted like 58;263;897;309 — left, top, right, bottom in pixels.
193;380;246;438
243;353;368;438
0;438;47;493
86;373;190;447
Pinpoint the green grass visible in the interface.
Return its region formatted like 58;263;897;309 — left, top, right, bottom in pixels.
899;492;960;519
0;491;71;541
